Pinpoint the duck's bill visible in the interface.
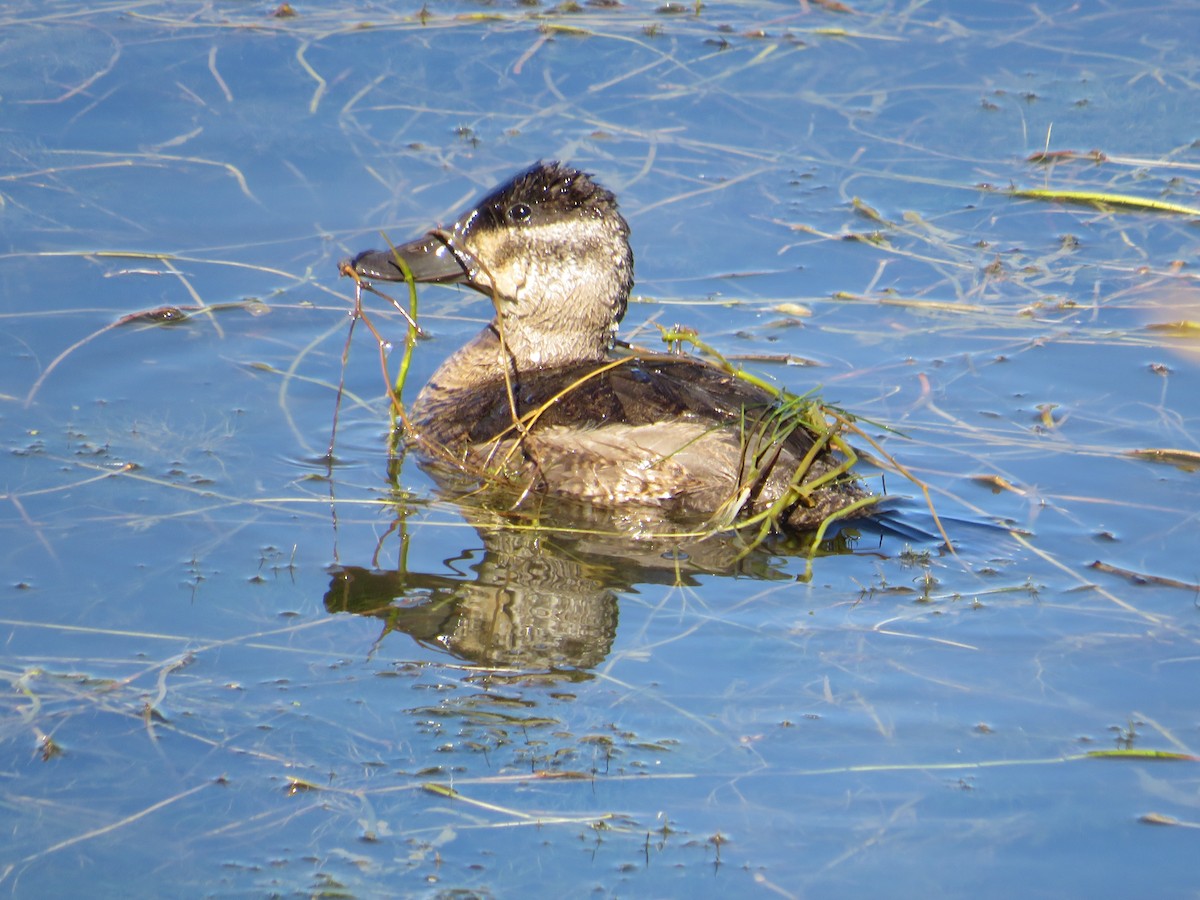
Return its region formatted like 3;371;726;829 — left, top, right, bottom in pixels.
343;233;469;284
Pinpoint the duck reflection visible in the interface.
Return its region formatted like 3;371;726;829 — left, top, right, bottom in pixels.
325;497;864;671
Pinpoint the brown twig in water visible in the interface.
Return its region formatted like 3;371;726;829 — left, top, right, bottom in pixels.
1089;560;1200;593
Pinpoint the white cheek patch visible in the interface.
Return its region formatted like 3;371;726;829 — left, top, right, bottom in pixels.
489;266;526;311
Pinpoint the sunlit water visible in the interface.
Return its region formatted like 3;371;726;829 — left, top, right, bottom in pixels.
3;1;1199;896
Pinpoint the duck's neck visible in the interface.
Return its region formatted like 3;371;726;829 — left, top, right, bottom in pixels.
410;323;610;428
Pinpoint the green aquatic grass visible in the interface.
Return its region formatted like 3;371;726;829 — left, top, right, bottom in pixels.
1011;187;1200;217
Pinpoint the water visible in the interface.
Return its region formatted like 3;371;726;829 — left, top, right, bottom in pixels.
2;1;1199;896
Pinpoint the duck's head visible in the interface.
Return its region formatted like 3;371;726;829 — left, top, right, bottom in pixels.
345;161;634;368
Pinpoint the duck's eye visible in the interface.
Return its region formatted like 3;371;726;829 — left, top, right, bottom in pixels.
507;203;532;224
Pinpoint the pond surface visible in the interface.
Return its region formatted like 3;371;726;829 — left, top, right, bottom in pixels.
3;0;1199;896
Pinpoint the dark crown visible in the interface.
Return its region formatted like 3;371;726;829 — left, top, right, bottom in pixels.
467;161;623;232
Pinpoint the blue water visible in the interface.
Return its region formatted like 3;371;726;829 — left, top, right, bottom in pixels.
3;1;1199;896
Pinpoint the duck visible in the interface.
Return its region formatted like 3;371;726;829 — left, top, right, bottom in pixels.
342;161;874;532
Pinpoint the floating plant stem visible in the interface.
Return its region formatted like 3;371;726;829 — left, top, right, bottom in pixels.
380;232;421;430
1011;188;1200;218
657;323;784;397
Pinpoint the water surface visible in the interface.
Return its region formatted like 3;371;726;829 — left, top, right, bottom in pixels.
2;1;1199;895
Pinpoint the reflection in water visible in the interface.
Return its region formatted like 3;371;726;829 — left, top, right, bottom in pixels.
326;525;619;670
325;496;867;671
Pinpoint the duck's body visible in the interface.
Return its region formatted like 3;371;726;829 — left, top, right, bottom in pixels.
345;161;871;531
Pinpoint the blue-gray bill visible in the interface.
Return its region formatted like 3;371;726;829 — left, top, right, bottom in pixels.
342;232;469;285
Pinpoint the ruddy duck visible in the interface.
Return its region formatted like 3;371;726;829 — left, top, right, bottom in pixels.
343;161;872;531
